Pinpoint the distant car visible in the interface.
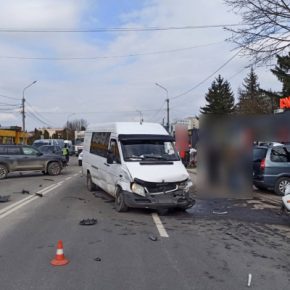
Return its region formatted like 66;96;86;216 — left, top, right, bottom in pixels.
253;145;290;195
0;145;64;179
38;145;67;166
78;151;83;166
32;139;64;149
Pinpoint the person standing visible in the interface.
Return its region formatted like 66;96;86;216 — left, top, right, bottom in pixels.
62;144;69;164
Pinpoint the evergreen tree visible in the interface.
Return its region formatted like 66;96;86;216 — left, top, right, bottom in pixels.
237;68;275;115
271;53;290;96
200;75;235;115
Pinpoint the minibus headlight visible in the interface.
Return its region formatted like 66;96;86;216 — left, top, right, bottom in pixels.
131;183;146;196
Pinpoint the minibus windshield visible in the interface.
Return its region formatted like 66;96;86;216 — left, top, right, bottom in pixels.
121;140;180;161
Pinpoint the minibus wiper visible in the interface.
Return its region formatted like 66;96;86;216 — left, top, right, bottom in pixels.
127;155;143;161
141;154;167;160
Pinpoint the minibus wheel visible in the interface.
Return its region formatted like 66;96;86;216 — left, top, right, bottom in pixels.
115;190;128;212
87;172;96;191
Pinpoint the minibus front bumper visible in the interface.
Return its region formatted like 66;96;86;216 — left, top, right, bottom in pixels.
122;190;195;209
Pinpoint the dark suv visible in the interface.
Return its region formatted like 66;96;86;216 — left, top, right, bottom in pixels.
0;145;64;179
253;145;290;195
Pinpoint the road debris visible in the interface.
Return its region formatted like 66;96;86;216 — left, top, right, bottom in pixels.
62;196;85;201
79;218;98;226
148;234;158;241
43;178;54;181
0;195;10;202
94;257;102;262
21;189;30;194
35;193;43;197
212;210;228;215
247;273;252;287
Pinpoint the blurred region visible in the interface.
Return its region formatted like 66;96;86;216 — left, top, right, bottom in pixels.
197;112;290;199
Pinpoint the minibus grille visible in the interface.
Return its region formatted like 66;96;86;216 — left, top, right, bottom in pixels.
145;184;178;194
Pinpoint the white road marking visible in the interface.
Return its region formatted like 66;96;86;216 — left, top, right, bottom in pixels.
151;213;169;238
40;184;61;196
0;196;40;219
0;173;76;220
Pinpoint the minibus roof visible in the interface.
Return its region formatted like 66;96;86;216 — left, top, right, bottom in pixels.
86;122;169;135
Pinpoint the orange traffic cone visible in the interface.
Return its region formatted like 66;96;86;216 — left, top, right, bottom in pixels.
50;240;69;266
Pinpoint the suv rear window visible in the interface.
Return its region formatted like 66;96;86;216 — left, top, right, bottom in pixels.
270;146;290;162
253;147;267;161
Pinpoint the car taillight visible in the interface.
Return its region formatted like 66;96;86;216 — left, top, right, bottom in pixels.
260;159;265;170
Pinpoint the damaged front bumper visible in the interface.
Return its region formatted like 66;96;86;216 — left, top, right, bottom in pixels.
122;190;195;210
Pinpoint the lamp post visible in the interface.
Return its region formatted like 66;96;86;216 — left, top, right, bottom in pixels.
66;113;76;140
155;82;169;132
22;80;37;132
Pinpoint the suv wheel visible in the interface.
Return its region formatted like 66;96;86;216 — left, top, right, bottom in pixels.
47;162;61;176
275;177;290;195
0;164;8;179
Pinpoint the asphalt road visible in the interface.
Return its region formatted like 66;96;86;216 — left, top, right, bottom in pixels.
0;158;290;290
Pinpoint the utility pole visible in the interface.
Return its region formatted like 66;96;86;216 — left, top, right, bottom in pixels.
166;98;170;132
22;81;37;132
155;83;169;132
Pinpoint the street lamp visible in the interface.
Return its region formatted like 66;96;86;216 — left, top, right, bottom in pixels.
66;113;76;140
22;80;37;132
155;82;169;132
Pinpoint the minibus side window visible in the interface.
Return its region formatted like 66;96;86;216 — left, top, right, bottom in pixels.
90;132;110;158
109;139;121;164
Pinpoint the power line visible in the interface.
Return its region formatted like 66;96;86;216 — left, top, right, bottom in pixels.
25;108;165;114
0;94;20;100
0;41;224;61
0;108;17;112
0;23;243;33
228;67;248;80
26;100;57;127
149;102;166;122
26;111;52;127
171;49;241;101
0;102;19;106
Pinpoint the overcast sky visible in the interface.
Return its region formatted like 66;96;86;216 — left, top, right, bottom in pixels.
0;0;282;130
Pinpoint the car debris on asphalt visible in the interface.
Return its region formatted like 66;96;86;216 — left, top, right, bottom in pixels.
94;257;102;262
79;218;98;226
247;273;252;287
148;234;158;241
212;210;228;215
21;189;30;194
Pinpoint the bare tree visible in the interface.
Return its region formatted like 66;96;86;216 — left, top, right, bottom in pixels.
225;0;290;64
64;118;88;131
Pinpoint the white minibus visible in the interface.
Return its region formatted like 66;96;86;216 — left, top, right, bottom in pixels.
82;122;194;212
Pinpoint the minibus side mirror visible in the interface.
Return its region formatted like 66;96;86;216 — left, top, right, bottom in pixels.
107;150;114;164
